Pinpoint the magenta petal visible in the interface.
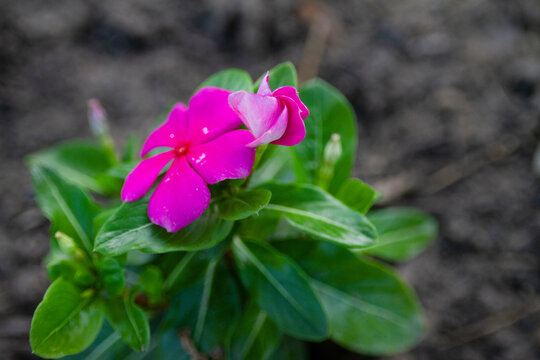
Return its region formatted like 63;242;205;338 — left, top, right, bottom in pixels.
188;130;256;184
248;105;288;147
273;86;309;119
148;157;210;232
140;103;188;157
271;99;306;146
228;91;281;138
257;73;272;96
187;87;242;145
121;150;175;202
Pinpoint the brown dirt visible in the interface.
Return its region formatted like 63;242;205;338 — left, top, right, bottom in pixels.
1;1;539;359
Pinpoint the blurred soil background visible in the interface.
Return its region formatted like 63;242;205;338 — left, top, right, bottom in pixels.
1;0;539;359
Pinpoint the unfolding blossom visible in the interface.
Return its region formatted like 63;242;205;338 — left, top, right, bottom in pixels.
121;87;256;232
228;73;309;147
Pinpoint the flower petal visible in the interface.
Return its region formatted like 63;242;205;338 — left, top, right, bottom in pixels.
257;72;272;96
140;103;189;157
271;98;306;146
273;86;309;119
228;91;281;138
121;150;175;202
187;87;242;145
188;130;256;184
248;105;288;147
148;156;210;232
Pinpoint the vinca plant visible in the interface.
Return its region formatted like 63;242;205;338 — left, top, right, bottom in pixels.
27;62;437;359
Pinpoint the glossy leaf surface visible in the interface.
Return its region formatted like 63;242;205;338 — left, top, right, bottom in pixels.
232;238;327;340
259;183;377;248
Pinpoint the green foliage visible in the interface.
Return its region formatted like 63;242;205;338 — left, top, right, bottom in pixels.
197;68;253;92
337;178;378;214
218;189;272;221
27;64;436;359
259;183;377;248
275;240;425;355
362;207;438;261
30;166;100;254
268;337;308;360
97;257;125;296
30;278;104;358
103;289;150;352
227;301;282;360
254;61;298;90
295;79;358;194
139;266;165;306
250;146;296;187
164;259;241;354
94;198;233;255
27;140;120;195
232;237;328;340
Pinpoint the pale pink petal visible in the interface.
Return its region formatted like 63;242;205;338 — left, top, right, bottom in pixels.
121;150;175;202
186;87;242;145
271;98;306;146
228;91;281;138
140;103;189;157
257;73;272;96
273;86;309;119
148;157;210;232
248;105;288;147
188;130;256;184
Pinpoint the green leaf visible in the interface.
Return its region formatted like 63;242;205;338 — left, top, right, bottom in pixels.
30;166;100;253
163;244;226;292
98;257;125;296
361;207;438;261
218;189;272;221
250;146;296;187
122;135;141;162
232;237;327;340
255;62;298;90
94;199;233;255
237;214;280;241
268;337;308;360
275;240;425;355
197;68;253;92
104;289;150;352
62;324;129;360
139;266;164;305
259;183;377;248
30;278;104;358
106;162;138;179
296;79;358;193
93;206;121;235
337;178;377;214
27;140;118;194
164;259;241;354
227;301;281;360
153;330;190;360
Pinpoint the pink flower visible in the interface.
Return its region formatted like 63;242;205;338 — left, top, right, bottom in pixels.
121;87;256;232
228;73;309;147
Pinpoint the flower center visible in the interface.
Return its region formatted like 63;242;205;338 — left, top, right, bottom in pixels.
175;143;189;156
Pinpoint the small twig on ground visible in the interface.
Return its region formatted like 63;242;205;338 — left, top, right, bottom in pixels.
179;330;208;360
423;134;521;195
374;134;523;203
297;1;342;83
439;298;540;350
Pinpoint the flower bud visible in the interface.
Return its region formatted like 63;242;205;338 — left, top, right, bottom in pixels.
88;98;117;163
55;231;77;255
87;98;109;138
323;133;342;167
317;133;342;190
